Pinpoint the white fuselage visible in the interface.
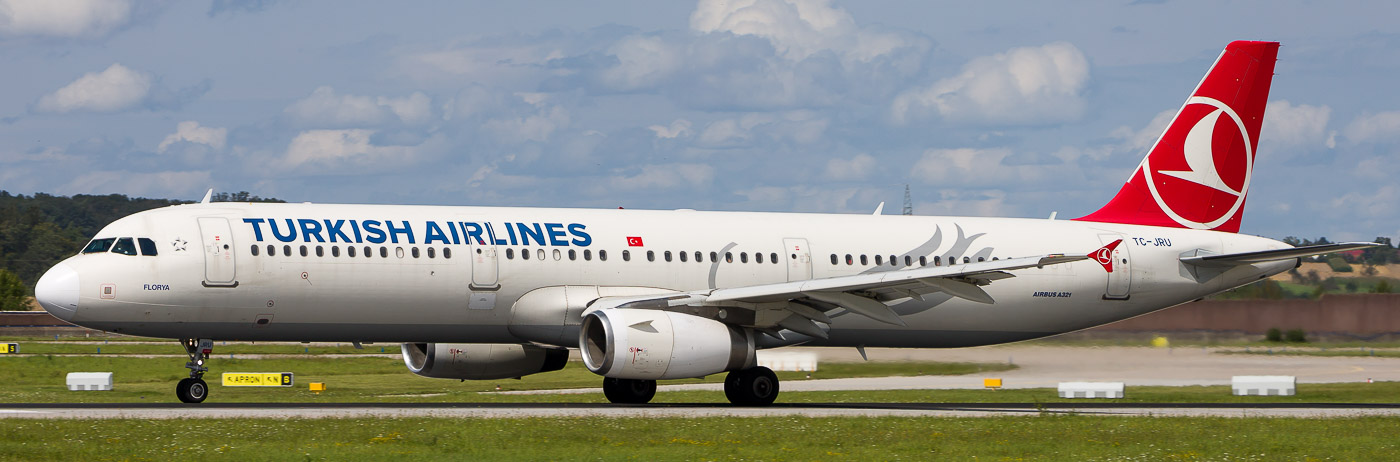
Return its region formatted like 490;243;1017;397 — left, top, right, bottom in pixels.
43;202;1293;349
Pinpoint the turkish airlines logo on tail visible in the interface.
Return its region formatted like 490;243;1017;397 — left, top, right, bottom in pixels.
1142;96;1254;230
1094;239;1123;273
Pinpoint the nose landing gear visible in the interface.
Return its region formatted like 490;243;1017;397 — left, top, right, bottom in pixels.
177;338;213;403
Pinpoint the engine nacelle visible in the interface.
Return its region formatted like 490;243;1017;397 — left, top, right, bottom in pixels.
508;285;682;347
579;308;755;380
400;343;568;380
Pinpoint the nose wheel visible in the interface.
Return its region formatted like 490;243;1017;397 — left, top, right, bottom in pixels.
177;338;213;403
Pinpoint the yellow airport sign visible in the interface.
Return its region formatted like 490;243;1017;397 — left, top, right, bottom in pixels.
983;378;1003;389
1;343;15;354
221;372;294;387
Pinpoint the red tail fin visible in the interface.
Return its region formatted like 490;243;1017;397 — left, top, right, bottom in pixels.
1076;41;1279;233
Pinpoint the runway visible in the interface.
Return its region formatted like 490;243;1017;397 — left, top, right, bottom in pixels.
3;402;1400;419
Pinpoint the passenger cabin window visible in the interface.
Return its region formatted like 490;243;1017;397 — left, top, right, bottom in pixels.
111;238;138;256
919;256;926;266
755;252;763;264
300;245;308;257
831;254;838;265
584;249;592;261
859;255;868;266
664;251;672;262
411;247;420;258
444;248;452;259
267;245;276;256
600;250;608;261
740;252;748;263
537;249;545;260
521;248;529;260
725;252;733;263
379;246;388;258
647;250;655;262
875;255;883;265
568;249;577;261
963;256;970;264
284;245;292;256
771;253;778;264
348;246;357;257
316;246;324;257
934;256;941;266
695;251;703;263
83;238;116;254
710;251;718;263
889;255;897;266
622;250;631;261
428;248;436;259
331;246;340;257
552;249;560;261
679;251;687;263
904;256;912;266
845;254;853;265
138;238;158;256
251;245;259;256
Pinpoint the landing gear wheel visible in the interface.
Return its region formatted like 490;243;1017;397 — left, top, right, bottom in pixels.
176;338;214;404
724;366;779;406
176;378;208;403
602;378;657;404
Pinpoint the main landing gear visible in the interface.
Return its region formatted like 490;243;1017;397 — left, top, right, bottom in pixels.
600;366;780;406
177;338;213;403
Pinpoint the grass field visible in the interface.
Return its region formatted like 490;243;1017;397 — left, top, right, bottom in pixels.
2;416;1395;460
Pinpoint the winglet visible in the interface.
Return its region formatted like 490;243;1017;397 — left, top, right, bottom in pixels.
873;202;885;215
199;189;214;204
1093;239;1123;273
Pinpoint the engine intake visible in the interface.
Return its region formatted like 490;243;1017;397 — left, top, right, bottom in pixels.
579;308;754;380
401;343;569;380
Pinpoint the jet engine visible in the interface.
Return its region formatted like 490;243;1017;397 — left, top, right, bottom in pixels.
579;308;755;380
400;343;569;380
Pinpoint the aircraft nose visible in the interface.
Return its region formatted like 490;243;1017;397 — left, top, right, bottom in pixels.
35;263;80;322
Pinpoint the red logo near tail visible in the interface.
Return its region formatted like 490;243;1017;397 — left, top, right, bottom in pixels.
1094;240;1123;273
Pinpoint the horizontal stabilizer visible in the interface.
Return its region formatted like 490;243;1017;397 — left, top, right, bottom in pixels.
1180;242;1382;268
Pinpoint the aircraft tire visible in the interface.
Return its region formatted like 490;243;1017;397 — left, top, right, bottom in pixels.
725;367;778;406
177;378;208;403
602;378;656;404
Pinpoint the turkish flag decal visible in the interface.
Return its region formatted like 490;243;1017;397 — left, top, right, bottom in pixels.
626;236;644;247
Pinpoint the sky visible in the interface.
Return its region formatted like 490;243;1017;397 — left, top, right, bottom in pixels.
1;0;1398;243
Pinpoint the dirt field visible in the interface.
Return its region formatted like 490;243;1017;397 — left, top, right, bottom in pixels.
1271;262;1400;282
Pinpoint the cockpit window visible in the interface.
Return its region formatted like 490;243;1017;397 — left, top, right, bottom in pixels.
138;238;158;256
111;238;138;256
83;238;116;254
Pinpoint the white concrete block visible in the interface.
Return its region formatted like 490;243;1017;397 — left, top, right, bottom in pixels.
66;372;113;391
1057;382;1125;399
1232;375;1295;396
756;351;818;372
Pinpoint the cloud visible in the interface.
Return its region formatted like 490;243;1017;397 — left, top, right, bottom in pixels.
62;170;212;197
0;0;132;38
34;63;150;113
648;119;692;139
1344;111;1400;144
600;163;714;192
158;121;227;153
32;63;208;114
208;0;277;17
824;153;875;180
283;86;433;127
282;129;416;168
482;105;570;144
892;42;1090;125
1262;100;1334;153
689;0;906;62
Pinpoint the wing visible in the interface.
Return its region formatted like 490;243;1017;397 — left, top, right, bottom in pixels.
589;245;1105;340
1180;242;1382;268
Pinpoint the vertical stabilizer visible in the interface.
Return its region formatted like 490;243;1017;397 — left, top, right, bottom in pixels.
1076;41;1279;233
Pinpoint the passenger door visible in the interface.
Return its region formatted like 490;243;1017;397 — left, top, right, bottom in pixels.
198;217;237;287
1098;233;1131;299
784;238;812;281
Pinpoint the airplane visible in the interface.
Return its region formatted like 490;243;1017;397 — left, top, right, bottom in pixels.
33;40;1378;405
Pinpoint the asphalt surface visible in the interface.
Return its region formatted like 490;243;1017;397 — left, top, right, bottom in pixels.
4;402;1400;419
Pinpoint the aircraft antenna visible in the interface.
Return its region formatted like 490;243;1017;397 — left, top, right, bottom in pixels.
901;185;913;216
